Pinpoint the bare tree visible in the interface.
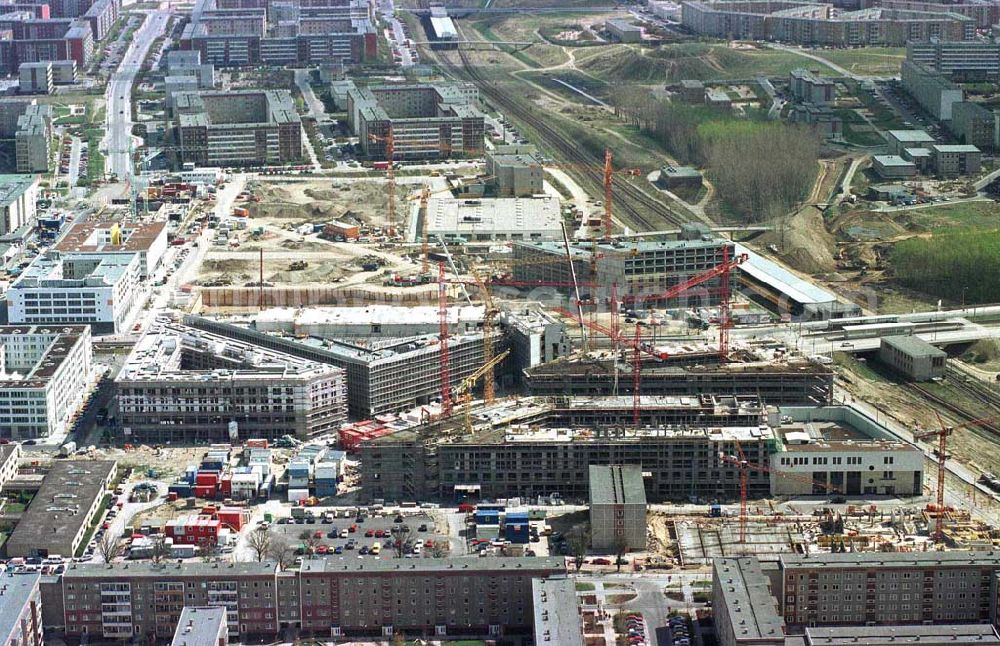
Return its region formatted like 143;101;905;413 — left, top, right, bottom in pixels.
430;540;450;558
267;537;297;571
567;526;590;572
392;524;411;558
96;532;124;564
247;527;273;562
614;535;630;573
298;530;320;554
149;534;170;564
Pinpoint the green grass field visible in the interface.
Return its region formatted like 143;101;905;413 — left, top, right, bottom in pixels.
576;43;812;83
813;47;905;76
903;200;1000;230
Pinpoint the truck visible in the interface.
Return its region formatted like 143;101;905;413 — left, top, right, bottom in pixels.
232;207;250;218
59;441;77;457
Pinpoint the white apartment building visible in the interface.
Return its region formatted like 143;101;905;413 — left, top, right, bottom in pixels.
770;406;924;496
0;325;92;439
7;251;143;335
0;174;39;236
54;220;168;279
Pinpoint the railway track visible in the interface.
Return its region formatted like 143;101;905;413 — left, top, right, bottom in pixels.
904;378;1000;436
946;364;1000;413
437;40;688;233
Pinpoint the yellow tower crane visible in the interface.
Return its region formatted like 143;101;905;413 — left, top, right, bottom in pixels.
469;266;499;403
454;349;511;433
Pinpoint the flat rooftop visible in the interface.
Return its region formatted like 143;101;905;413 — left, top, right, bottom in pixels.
533;577;584;646
298;556;564;574
425;196;562;236
775;421;914;453
14;251;137;287
117;319;343;383
887;129;935;143
0;174;37;206
527;353;832;377
874;155;916;167
932;143;981;153
64;560;277;579
54;220;166;254
713;557;785;642
780;550;1000;569
306;331;486;365
589;465;646;506
175;90;299;128
521;236;729;260
660;165;701;178
255;305;484;329
7;461;117;553
0;444;17;467
882;334;948;358
377;395;773;446
0;572;40;643
607;18;642;31
171;606;227;646
0;325;89;389
804;625;1000;645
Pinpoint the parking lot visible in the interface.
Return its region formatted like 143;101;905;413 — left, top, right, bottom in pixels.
268;510;458;559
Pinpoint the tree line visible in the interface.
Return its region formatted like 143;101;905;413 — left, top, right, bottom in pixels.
610;87;821;222
891;229;1000;304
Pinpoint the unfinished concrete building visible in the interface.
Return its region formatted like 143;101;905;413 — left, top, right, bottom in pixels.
523;356;835;406
360;395;777;502
512;228;735;306
186;309;568;418
360;397;916;504
115;318;347;442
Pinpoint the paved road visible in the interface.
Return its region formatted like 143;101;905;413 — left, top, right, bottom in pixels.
84;480;168;563
67;136;82;187
381;0;415;66
766;43;868;81
293;69;325;119
291;72;323;171
104;10;170;184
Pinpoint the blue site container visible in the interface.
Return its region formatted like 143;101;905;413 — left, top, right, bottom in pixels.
505;522;530;544
505;511;529;524
475;509;500;525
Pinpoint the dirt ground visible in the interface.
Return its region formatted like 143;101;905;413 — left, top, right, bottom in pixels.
251;179;390;229
837;356;1000;477
195;176;428;287
752;206;837;275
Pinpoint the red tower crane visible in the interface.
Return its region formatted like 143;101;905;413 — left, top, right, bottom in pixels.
719;443;844;544
621;245;747;361
916;412;1000;543
558;246;748;423
603;148;613;240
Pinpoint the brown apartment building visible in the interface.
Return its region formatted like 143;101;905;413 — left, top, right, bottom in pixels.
48;557;565;642
58;561;279;641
